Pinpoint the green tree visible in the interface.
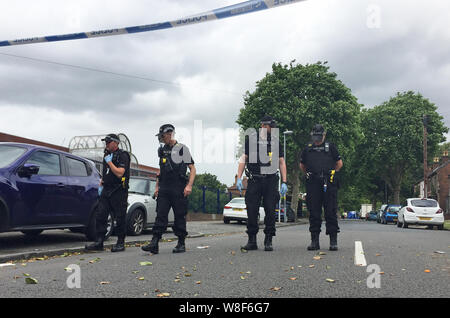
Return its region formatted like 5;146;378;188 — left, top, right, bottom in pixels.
237;61;362;218
359;91;448;204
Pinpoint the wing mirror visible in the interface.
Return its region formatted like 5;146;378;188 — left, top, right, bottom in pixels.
18;164;40;178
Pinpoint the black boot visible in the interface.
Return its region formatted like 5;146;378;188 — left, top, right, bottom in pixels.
141;236;159;254
111;237;125;252
85;237;104;251
241;234;258;251
329;233;338;251
172;237;186;253
307;232;320;251
264;235;273;252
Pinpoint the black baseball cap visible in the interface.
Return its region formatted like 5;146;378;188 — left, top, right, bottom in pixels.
311;124;325;135
260;115;276;128
156;124;175;137
102;133;120;143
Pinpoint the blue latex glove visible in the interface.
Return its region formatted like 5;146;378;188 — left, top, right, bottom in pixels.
280;183;288;196
236;178;243;192
98;186;103;197
104;154;113;163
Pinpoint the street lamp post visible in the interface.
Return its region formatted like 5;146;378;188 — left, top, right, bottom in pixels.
278;130;293;223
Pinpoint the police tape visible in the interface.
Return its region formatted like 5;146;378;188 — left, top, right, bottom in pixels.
0;0;306;47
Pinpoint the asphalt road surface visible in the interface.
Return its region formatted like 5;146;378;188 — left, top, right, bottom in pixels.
0;220;448;298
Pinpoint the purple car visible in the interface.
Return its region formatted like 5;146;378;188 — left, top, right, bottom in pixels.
0;142;103;239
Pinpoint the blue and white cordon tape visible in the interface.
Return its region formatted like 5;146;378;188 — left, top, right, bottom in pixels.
0;0;305;47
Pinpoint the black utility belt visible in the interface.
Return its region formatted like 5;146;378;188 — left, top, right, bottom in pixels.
250;173;278;179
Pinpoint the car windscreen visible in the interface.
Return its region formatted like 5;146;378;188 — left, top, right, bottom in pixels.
411;200;438;208
0;145;27;168
230;198;245;204
128;178;148;195
388;207;400;212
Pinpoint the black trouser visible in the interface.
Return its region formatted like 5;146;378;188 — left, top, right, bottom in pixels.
245;174;279;236
97;187;128;239
306;178;340;235
152;182;188;239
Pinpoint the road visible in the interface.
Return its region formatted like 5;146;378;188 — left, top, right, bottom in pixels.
0;220;448;298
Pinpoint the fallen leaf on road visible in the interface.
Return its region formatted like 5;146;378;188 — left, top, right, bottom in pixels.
139;261;153;266
157;293;170;297
240;276;246;280
137;277;145;281
184;273;192;277
132;271;139;274
424;269;431;273
195;281;201;284
434;251;445;254
174;279;181;283
99;281;110;285
23;273;30;277
197;246;209;249
289;277;297;281
313;256;322;260
25;277;38;284
308;265;315;268
240;248;248;253
89;258;101;264
230;251;236;256
375;254;381;256
270;287;282;291
379;272;385;275
326;278;335;283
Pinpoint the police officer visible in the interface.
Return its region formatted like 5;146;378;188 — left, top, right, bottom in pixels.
236;116;288;251
300;124;343;251
142;124;196;254
85;133;130;253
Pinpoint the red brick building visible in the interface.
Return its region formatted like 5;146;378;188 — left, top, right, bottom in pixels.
0;132;159;176
428;153;449;215
227;175;249;197
415;151;450;217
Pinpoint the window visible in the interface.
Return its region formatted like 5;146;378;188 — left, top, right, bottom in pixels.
26;151;61;176
67;157;89;177
411;199;438;207
0;145;27;168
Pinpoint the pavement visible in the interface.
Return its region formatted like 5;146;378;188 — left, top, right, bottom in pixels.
0;219;308;263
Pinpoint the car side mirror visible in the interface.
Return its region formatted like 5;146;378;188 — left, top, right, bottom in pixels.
18;164;40;178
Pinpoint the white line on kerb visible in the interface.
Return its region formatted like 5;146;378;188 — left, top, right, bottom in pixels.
354;241;367;267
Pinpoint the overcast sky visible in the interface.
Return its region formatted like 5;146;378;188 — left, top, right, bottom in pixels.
0;0;449;186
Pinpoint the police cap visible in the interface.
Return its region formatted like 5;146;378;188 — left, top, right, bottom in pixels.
102;133;120;144
156;124;175;137
311;124;325;135
260;115;276;128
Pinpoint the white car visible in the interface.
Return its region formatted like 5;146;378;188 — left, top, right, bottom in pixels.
397;198;445;230
126;176;174;235
223;197;265;224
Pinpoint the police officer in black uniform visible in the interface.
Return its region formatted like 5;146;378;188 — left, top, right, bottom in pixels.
236;116;288;251
300;124;343;251
85;133;130;253
142;124;196;254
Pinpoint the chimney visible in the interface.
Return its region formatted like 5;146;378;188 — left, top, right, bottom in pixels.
441;150;449;165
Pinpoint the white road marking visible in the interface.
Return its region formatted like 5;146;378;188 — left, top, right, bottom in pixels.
0;263;15;268
354;241;367;267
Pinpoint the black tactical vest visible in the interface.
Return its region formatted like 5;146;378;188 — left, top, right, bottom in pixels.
246;133;278;176
158;143;188;184
305;142;335;174
103;149;130;189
